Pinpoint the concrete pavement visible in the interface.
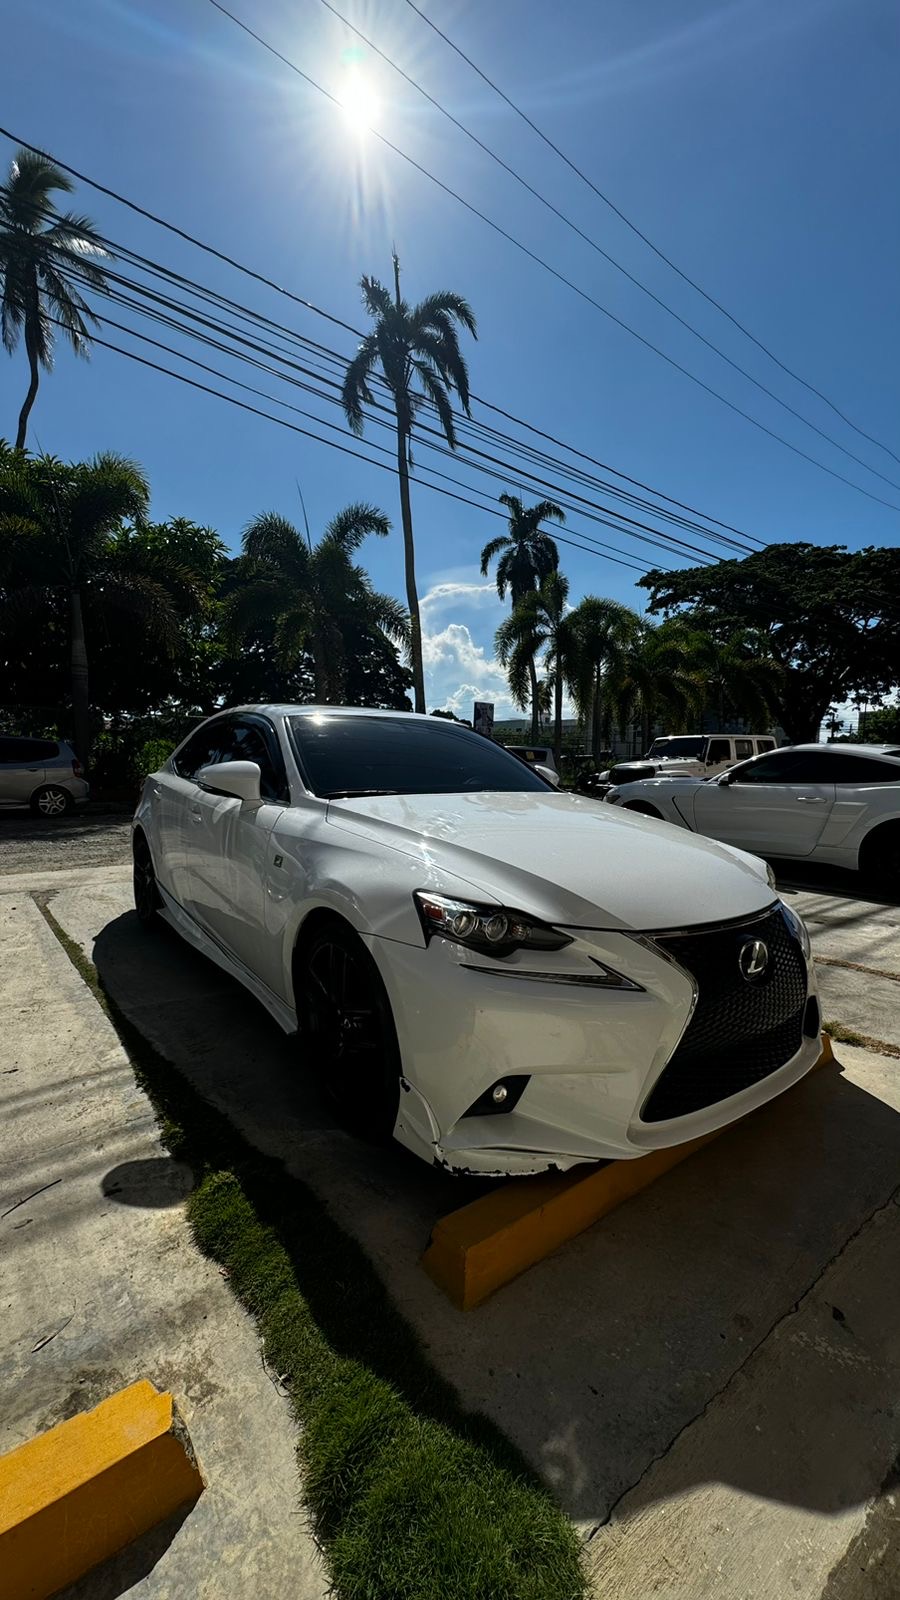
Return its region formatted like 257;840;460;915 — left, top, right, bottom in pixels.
0;884;325;1599
2;852;897;1598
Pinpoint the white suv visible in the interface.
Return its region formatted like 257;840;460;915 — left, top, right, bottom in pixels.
600;733;777;788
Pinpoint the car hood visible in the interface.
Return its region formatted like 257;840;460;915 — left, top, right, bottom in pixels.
326;790;773;931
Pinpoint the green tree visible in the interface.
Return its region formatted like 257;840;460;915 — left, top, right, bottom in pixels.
495;572;578;766
0;151;108;449
225;504;409;704
480;493;563;739
605;618;705;753
0;449;176;766
848;701;900;743
341;256;476;714
567;596;642;755
640;543;900;743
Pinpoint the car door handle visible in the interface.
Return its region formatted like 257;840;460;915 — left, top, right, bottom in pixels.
189;809;203;823
795;795;825;803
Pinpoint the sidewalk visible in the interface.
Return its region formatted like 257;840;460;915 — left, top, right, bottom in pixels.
0;887;325;1598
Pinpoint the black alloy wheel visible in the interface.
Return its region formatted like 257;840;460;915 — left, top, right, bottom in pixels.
133;833;161;926
299;919;401;1140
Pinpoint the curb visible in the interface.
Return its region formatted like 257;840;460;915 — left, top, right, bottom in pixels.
423;1035;835;1310
0;1380;203;1600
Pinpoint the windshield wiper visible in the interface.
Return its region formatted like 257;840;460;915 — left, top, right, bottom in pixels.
323;787;400;799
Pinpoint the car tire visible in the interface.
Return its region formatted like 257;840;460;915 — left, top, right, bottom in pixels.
133;831;161;927
623;800;663;819
30;784;75;818
861;823;900;896
295;915;402;1142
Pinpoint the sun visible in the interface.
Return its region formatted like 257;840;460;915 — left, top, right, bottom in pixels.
337;66;381;136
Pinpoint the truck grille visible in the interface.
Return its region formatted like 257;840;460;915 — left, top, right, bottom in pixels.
641;905;809;1123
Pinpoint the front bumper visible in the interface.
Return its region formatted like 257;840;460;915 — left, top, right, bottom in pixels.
366;911;820;1176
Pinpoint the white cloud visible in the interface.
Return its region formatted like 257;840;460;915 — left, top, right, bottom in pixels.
422;621;520;718
420;581;499;614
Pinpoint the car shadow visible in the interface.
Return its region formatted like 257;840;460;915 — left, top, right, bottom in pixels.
91;909;900;1530
773;857;898;907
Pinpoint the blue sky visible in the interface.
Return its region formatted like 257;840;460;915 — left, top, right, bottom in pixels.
3;0;898;719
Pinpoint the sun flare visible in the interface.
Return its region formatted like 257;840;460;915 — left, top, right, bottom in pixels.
337;67;381;135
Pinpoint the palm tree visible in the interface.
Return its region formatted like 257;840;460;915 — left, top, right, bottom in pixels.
480;493;563;739
0;450;163;767
567;596;642;757
0;151;109;449
341;256;476;713
225;503;409;703
690;626;782;729
605;618;704;754
496;571;577;767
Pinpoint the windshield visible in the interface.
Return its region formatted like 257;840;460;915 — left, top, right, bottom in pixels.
646;737;704;759
288;714;551;797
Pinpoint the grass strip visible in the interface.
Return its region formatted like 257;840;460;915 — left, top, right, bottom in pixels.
823;1019;900;1060
38;901;585;1600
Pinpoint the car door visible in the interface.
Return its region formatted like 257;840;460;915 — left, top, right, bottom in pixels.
691;749;836;857
149;719;232;907
185;714;288;990
0;737;48;806
702;736;735;777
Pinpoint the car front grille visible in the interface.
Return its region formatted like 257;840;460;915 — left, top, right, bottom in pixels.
640;905;809;1123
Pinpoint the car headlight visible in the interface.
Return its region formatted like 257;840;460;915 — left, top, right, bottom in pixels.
781;900;812;960
414;891;572;956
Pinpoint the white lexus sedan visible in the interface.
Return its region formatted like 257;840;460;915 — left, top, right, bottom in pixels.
133;706;821;1177
605;743;900;890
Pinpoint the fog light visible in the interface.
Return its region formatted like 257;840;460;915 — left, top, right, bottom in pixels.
491;1084;508;1104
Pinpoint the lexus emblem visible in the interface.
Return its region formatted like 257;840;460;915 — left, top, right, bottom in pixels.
739;939;769;982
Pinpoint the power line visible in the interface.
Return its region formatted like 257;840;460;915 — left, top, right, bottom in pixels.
22;181;750;559
65;317;653;574
201;3;900;513
71;275;711;569
0;124;773;544
401;0;900;472
313;0;900;493
66;250;732;564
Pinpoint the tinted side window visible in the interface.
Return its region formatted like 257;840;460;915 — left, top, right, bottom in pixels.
756;739;775;753
0;737;58;762
226;718;288;802
734;739;754;760
172;721;232;779
826;756;900;785
707;739;732;763
733;752;809;784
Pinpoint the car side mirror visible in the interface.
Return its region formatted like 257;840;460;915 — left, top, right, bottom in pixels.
717;770;735;786
535;764;561;788
196;760;262;803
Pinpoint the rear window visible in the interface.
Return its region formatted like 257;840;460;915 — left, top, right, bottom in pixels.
0;736;59;762
288;714;550;797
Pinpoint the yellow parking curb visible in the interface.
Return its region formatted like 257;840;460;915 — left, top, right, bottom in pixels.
0;1380;204;1600
423;1034;836;1310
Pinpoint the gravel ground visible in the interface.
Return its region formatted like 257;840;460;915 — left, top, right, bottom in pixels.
0;809;133;875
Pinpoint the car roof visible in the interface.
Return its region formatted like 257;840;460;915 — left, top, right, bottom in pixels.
204;704;451;724
790;743;900;758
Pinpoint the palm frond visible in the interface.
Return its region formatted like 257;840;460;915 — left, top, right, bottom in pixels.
413;360;456;447
411;290;477;340
479;535;509;578
242;512;308;575
341;335;379;434
323;501;391;552
359;274;394;321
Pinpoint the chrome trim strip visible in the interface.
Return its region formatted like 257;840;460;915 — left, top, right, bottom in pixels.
463;964;644;990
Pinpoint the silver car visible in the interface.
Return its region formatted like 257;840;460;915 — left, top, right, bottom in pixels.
0;735;89;817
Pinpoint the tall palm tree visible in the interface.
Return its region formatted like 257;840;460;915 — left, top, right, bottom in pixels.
0;151;109;450
605;617;704;753
480;493;563;739
225;503;409;703
341;256;476;713
496;571;577;767
0;450;161;766
567;596;642;756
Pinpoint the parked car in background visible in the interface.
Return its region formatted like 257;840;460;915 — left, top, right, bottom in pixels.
605;743;900;889
0;735;89;817
133;704;820;1177
503;744;557;772
598;732;777;789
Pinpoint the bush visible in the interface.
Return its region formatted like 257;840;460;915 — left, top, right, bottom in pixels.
136;736;175;778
